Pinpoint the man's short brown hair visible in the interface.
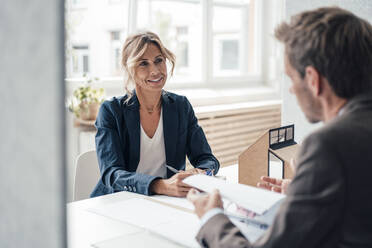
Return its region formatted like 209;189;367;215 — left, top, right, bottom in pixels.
275;7;372;98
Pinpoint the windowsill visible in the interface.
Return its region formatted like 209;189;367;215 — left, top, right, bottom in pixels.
171;86;281;107
66;79;281;108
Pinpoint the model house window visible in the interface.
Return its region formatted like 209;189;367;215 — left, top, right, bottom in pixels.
267;124;297;180
268;151;284;179
269;125;295;149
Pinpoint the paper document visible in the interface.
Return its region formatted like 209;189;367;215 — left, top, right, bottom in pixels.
183;174;285;215
149;195;231;212
149;195;195;211
87;198;200;248
88;198;180;229
230;198;283;243
92;230;182;248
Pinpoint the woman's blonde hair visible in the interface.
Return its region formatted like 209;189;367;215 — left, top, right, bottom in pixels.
121;31;176;101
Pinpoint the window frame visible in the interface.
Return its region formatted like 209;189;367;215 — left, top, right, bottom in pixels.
65;0;283;104
70;44;90;77
128;0;264;88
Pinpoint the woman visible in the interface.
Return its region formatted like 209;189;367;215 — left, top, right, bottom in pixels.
91;31;219;198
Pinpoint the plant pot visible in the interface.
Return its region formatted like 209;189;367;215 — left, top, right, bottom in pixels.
79;102;100;120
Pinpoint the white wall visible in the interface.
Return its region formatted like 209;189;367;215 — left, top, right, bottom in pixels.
282;0;372;142
0;0;66;247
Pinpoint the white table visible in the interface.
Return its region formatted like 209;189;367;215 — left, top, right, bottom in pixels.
67;164;238;248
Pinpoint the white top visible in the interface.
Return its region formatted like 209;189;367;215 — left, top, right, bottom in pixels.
136;109;167;178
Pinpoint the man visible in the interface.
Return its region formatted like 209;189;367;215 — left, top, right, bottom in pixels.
188;7;372;248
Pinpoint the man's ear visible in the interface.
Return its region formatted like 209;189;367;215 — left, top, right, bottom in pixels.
304;66;321;96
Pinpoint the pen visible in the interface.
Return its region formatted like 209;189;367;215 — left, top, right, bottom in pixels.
225;213;269;230
165;165;180;174
166;165;215;176
205;168;214;176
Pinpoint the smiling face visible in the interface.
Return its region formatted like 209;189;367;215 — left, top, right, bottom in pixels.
134;43;167;93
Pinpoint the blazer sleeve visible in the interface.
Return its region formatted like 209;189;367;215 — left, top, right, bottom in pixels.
95;101;160;196
196;132;345;248
184;97;220;174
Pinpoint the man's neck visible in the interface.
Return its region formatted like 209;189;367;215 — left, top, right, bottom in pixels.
322;96;347;122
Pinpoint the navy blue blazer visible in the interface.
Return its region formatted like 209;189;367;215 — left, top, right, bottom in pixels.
91;91;220;197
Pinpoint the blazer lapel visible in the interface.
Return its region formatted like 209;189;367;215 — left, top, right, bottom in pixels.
123;93;140;170
162;92;178;170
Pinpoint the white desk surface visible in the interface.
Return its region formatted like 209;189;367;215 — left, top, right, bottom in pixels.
67;164;238;248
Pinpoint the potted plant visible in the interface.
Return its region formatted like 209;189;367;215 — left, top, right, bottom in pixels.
68;75;105;120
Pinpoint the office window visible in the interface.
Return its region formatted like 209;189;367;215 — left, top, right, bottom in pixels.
110;31;121;41
177;40;189;68
110;31;124;76
213;2;245;76
65;0;128;78
71;0;88;9
71;45;90;76
65;0;269;87
220;39;239;70
136;0;202;82
108;0;123;4
175;26;189;70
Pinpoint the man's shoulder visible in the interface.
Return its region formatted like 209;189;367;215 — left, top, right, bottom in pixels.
300;120;346;155
303;108;372;149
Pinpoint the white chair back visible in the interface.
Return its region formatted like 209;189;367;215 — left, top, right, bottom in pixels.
73;150;100;201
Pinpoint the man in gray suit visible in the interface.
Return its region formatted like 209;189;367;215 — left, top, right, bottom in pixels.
188;7;372;248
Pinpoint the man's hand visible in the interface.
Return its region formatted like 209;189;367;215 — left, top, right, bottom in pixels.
187;189;223;218
150;172;193;197
257;158;296;194
257;176;292;194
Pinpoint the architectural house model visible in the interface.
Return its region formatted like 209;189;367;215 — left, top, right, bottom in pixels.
238;125;300;186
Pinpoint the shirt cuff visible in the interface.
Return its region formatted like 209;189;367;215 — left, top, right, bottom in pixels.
200;208;224;227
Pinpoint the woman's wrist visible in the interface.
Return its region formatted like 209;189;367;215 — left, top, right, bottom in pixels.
150;178;166;194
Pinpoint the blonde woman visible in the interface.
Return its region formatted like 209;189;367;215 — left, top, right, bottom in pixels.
91;31;219;198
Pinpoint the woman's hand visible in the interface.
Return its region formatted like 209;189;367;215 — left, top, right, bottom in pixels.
185;168;205;175
150;172;194;197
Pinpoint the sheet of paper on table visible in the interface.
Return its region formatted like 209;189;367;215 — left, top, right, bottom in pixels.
88;196;283;248
183;174;285;215
149;195;231;211
87;198;201;248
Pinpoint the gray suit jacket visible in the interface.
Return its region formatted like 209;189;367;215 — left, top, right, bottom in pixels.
197;93;372;248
